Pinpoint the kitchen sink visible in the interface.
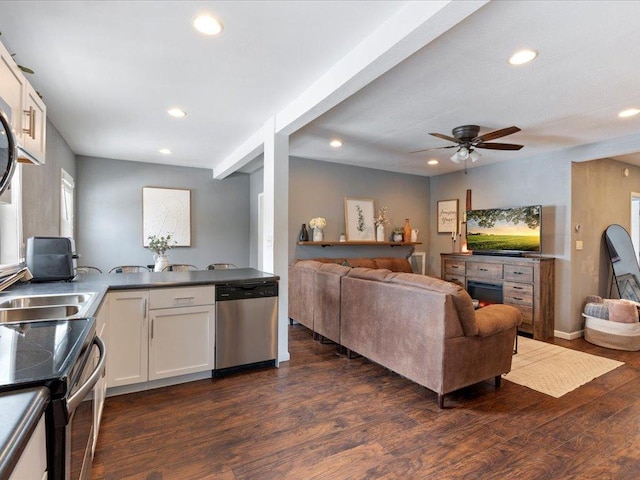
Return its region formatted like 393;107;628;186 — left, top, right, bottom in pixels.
0;293;94;309
0;292;96;323
0;305;81;323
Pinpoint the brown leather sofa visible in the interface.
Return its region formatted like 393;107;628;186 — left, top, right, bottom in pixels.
289;259;522;408
340;268;521;408
288;258;413;343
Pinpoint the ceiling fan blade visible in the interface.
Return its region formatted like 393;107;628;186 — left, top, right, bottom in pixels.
473;126;521;143
429;132;460;143
475;142;524;151
410;145;457;154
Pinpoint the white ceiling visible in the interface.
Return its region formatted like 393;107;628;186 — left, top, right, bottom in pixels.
1;1;640;177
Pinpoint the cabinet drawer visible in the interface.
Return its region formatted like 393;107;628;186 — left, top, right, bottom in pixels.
504;282;533;306
513;305;533;325
444;274;465;287
504;264;533;283
445;260;465;275
466;262;503;280
149;286;215;309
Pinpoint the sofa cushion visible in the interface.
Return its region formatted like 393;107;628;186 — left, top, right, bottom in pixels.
318;263;351;276
374;257;413;273
292;260;324;271
346;267;393;282
386;273;479;336
345;258;377;269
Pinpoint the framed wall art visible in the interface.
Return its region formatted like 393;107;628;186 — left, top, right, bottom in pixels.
437;199;459;234
344;197;375;241
143;187;191;246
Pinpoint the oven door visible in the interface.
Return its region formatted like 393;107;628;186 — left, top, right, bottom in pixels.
66;336;106;480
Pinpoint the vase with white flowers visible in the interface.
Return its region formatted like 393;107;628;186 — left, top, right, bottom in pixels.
309;217;327;242
374;207;390;242
148;234;176;271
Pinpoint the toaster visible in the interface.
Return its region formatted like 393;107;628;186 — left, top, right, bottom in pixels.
26;236;75;282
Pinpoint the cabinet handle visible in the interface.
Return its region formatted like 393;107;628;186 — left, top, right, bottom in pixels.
23;106;36;139
479;268;488;272
513;286;524;290
514;271;524;275
142;298;147;319
513;297;523;301
151;319;154;339
451;265;459;269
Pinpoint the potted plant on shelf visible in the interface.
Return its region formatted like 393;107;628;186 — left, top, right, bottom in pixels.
392;227;404;242
148;234;176;272
374;207;390;242
309;217;327;242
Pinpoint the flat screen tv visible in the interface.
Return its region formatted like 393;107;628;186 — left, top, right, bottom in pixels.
466;205;541;255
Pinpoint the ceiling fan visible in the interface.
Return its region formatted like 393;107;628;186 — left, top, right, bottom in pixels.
412;125;524;163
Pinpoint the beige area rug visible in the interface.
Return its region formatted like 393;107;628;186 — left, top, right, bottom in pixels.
503;336;624;398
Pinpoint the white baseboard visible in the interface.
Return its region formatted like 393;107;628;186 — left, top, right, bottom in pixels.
554;329;584;340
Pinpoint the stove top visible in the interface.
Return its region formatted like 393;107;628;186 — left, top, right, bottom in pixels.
0;318;95;397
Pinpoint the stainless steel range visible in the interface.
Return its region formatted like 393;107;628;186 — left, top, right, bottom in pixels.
0;318;105;480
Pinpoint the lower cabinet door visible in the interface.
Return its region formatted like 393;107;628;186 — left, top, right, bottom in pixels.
148;305;215;380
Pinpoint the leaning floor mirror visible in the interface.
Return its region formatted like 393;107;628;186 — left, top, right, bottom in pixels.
604;224;640;302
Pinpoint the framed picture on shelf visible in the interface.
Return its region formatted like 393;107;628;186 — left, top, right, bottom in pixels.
344;197;375;241
437;199;459;234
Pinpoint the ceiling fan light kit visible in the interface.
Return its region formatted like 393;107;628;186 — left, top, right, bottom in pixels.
413;124;524;166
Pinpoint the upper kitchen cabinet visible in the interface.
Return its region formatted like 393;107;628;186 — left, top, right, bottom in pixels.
0;38;46;165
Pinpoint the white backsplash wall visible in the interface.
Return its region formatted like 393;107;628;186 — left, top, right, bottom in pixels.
76;156;250;273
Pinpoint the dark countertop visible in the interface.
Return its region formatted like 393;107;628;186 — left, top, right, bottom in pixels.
0;387;49;479
72;267;279;290
1;268;278;318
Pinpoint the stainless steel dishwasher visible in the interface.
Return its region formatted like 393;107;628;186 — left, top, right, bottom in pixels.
215;281;278;374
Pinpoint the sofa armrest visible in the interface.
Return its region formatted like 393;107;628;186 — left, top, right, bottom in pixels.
475;304;522;337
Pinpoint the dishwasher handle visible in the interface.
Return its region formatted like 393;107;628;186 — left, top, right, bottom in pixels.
216;282;278;301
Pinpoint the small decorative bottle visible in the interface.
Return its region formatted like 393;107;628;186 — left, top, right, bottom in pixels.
403;218;412;243
298;223;309;242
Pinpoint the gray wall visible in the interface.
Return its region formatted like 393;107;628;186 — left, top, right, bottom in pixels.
76;156;250;273
288;156;430;263
429;155;573;334
22;120;76;239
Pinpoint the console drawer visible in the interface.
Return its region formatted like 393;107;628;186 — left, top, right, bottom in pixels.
445;260;466;275
513;305;533;325
466;262;503;280
504;264;534;283
444;274;465;287
504;282;533;306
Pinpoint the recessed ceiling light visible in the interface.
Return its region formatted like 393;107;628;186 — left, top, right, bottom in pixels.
427;159;439;165
159;148;171;155
508;49;538;66
618;108;640;118
167;108;186;118
330;139;343;148
193;14;224;36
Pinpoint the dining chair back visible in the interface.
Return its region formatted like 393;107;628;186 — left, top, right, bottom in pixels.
109;265;150;273
75;266;103;274
162;264;198;272
206;263;237;270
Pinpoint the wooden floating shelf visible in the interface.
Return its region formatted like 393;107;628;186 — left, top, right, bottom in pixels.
297;241;422;247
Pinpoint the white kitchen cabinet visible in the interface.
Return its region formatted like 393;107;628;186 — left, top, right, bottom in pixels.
93;299;109;455
0;39;26;139
9;415;47;480
21;81;46;164
0;38;47;164
148;304;215;380
106;290;149;388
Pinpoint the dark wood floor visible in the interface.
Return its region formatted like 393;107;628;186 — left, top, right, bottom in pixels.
92;325;640;479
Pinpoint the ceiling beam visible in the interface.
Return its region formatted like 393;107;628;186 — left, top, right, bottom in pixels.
213;0;490;179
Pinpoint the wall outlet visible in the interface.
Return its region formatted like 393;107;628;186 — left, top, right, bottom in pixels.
576;240;583;250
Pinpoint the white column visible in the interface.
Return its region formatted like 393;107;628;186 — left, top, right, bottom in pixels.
262;117;290;364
